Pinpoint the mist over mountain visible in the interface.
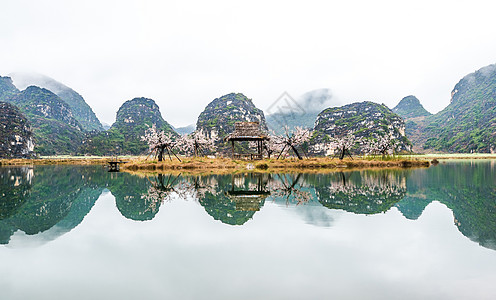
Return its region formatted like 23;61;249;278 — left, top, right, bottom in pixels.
9;72;103;131
266;89;338;135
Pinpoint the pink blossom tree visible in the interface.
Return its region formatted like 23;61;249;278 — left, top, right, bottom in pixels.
273;126;311;160
178;131;215;157
363;134;400;159
141;124;180;161
330;133;363;160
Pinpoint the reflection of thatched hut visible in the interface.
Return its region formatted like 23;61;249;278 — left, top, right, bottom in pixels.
225;173;270;211
224;122;269;160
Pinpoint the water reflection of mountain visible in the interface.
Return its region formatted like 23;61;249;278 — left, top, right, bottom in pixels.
396;161;496;250
1;162;495;250
107;173;156;221
0;166;104;244
312;170;407;215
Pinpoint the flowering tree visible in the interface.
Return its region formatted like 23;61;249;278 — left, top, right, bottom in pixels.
141;124;180;161
363;134;399;158
330;133;363;160
273;126;311;160
178;131;215;157
258;131;283;159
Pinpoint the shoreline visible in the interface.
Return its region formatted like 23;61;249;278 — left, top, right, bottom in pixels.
3;154;495;172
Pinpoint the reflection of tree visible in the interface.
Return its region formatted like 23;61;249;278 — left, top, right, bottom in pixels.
143;173;181;202
178;176;219;201
268;173;312;205
117;173;183;220
315;170;407;214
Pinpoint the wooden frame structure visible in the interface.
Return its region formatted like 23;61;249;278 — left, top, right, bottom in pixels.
224;122;269;160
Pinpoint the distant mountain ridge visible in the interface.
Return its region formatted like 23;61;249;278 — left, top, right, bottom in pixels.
175;124;195;135
392;95;431;119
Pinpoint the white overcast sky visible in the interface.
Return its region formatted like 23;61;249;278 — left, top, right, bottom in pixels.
1;0;496;127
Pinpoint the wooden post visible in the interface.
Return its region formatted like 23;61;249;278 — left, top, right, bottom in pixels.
231;140;235;159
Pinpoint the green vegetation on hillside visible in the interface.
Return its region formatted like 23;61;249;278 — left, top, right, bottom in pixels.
421;64;496;152
4;86;85;155
81;97;177;155
195;93;268;154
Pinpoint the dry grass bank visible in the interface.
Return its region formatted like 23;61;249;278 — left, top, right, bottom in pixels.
0;158;110;166
120;156;430;174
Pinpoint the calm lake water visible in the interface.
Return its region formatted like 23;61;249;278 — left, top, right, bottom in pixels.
1;161;496;299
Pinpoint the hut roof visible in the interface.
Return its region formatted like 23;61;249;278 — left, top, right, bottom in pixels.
225;122;269;141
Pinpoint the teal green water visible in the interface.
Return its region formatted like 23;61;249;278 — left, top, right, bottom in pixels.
0;161;495;299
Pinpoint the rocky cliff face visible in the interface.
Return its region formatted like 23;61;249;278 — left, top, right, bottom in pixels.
4;86;84;155
9;73;103;131
311;101;411;154
0;102;35;158
8;86;83;130
421;63;496;152
81;97;177;155
196;93;267;153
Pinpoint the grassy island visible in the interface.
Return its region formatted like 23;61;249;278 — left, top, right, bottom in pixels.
119;156;430;173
